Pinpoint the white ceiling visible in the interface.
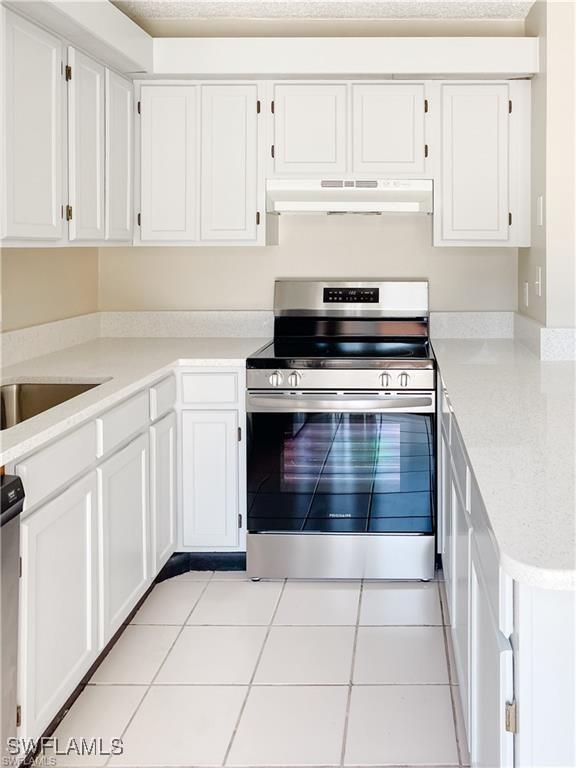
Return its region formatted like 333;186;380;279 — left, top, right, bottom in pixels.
113;1;537;21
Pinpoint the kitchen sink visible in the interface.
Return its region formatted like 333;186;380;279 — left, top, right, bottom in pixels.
0;382;103;430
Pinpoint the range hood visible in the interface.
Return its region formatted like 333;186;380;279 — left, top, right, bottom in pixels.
266;179;433;215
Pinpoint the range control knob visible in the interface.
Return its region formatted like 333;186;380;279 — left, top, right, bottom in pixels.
269;370;284;387
399;372;411;388
380;372;392;388
287;371;302;388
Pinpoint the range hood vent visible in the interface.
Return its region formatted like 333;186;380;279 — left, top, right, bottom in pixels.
266;179;433;215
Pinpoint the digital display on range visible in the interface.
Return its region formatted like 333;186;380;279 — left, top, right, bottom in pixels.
323;287;380;303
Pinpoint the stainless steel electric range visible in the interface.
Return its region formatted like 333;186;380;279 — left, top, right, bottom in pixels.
246;280;436;580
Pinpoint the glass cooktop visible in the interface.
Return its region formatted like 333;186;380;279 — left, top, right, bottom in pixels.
247;339;432;368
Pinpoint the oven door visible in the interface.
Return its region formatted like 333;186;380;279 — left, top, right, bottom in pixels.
246;391;436;537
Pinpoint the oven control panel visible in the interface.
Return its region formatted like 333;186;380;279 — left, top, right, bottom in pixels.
323;287;379;303
247;368;436;391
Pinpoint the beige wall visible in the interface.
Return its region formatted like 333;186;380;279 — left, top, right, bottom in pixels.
518;0;547;325
545;0;576;327
519;0;576;329
99;216;518;312
0;248;99;332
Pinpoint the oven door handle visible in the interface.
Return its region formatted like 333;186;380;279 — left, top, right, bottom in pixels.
247;393;434;413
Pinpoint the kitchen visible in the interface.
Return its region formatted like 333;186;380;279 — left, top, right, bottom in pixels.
0;0;575;766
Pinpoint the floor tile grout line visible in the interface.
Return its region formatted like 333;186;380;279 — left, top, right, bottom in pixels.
437;580;464;768
89;681;456;688
129;622;445;628
102;578;213;767
221;578;288;768
339;580;364;767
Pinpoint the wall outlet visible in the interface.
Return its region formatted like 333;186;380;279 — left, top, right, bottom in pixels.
524;281;530;307
537;195;545;227
535;267;542;298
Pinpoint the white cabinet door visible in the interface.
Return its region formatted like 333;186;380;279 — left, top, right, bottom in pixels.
2;10;63;240
140;85;198;241
452;478;473;741
470;554;514;768
182;410;239;549
150;411;177;573
441;429;455;622
106;70;133;241
439;83;510;243
201;84;258;242
67;47;105;241
352;84;425;174
19;473;98;741
273;84;347;175
98;433;150;645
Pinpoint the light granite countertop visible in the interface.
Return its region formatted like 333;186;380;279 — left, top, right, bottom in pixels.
0;337;267;466
1;334;574;589
433;339;576;590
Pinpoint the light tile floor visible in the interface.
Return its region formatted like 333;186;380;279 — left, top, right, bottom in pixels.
42;572;470;768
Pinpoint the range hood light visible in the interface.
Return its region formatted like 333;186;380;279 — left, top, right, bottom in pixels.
266;179;434;216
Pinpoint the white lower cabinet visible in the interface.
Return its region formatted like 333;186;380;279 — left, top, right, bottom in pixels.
452;477;472;738
150;412;177;572
181;410;240;549
19;473;99;740
98;433;150;646
440;429;454;616
441;383;515;768
470;550;514;768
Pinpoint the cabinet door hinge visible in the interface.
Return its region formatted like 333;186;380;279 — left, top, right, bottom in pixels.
137;213;141;227
424;98;429;113
505;700;517;733
16;705;21;729
256;211;260;226
424;144;429;158
65;65;72;81
256;100;261;114
137;100;141;115
271;100;275;114
238;513;243;528
271;145;275;159
65;205;73;221
509;99;513;114
508;212;512;226
238;426;242;441
19;557;22;578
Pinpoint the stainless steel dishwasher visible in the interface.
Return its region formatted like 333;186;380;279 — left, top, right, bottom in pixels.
1;473;25;762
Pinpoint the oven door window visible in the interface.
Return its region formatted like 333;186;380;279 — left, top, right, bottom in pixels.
247;412;435;535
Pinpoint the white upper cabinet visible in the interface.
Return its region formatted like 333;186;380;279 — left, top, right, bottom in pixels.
438;83;510;243
2;10;63;240
106;70;133;241
140;85;198;241
200;84;259;242
273;84;347;175
67;47;105;241
352;84;426;174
